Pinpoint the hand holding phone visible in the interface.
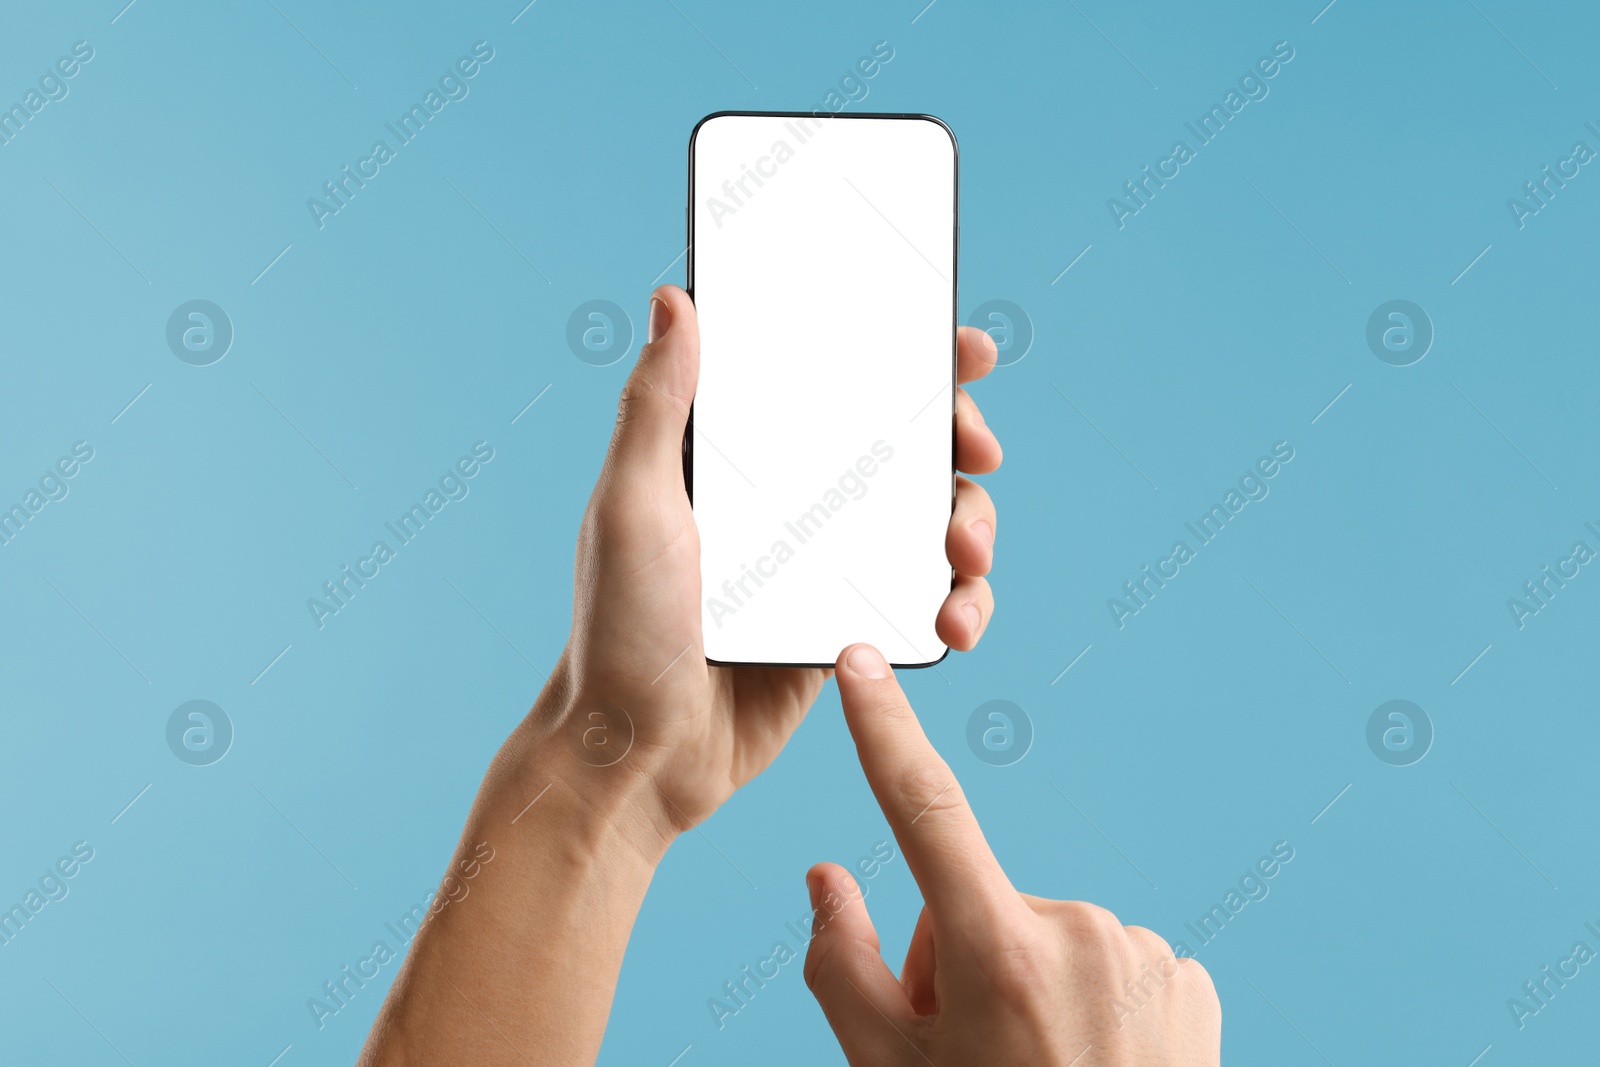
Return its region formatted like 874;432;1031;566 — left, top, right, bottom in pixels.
542;115;999;835
552;278;998;833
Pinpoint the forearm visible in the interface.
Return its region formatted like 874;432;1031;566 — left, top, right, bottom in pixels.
359;662;675;1066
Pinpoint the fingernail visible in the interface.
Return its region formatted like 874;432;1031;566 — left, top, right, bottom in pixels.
961;603;982;633
648;297;670;343
972;520;994;548
806;871;822;907
847;644;889;679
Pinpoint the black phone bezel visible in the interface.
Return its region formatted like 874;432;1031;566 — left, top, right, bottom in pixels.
684;110;959;670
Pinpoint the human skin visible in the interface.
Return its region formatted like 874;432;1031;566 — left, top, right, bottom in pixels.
357;284;1004;1065
806;643;1223;1066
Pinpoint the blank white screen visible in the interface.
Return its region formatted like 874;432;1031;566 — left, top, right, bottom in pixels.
691;113;955;666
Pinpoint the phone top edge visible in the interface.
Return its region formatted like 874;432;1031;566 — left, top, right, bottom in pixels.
690;110;958;155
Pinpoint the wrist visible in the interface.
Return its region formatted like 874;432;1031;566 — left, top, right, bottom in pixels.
493;654;680;869
363;658;676;1067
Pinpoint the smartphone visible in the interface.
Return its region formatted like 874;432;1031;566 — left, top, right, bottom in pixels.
687;111;957;668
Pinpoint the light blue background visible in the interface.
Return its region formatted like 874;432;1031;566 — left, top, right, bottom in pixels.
2;1;1596;1064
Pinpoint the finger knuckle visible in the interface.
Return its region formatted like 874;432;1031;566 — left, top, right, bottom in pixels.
873;692;921;726
1057;901;1126;958
613;374;647;429
1176;955;1219;999
1124;924;1174;960
981;936;1063;1000
803;935;874;997
892;760;961;822
802;936;836;993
